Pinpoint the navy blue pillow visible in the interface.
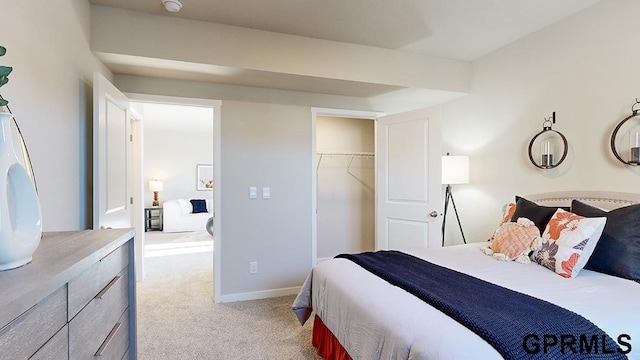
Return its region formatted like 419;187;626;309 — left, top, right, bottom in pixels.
510;196;566;235
190;199;208;214
571;200;640;283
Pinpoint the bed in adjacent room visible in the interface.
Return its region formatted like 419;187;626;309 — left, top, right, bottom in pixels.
293;191;640;359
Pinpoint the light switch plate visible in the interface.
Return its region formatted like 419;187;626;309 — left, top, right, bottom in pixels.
262;187;271;199
249;187;257;199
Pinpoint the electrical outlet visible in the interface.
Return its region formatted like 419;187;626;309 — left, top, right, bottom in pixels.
249;261;258;274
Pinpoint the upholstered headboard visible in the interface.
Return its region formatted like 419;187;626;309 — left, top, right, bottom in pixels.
526;191;640;211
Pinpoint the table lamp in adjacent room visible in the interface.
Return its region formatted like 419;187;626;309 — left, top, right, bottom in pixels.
441;154;469;246
149;180;164;206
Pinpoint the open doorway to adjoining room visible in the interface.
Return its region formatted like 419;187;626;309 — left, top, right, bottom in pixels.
140;102;214;255
131;99;219;302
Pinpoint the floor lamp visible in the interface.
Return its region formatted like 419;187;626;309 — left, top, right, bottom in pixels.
442;154;469;246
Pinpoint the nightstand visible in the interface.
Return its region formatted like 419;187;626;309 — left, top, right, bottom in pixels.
145;207;163;231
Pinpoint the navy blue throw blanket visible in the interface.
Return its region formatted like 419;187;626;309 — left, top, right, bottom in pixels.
336;251;628;360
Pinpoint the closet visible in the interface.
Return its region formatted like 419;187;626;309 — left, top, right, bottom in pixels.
316;116;375;261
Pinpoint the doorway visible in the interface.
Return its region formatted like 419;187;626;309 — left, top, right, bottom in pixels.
311;108;382;265
315;116;375;262
311;106;443;266
128;94;221;302
138;101;214;259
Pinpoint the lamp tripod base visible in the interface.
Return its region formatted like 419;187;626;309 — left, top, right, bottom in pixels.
442;184;466;246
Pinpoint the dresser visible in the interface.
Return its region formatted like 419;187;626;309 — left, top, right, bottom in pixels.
0;229;136;359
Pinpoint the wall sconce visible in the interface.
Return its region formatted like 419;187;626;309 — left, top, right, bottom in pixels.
527;112;568;169
149;180;164;206
610;99;640;166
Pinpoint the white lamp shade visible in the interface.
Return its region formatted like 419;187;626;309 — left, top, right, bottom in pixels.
442;155;469;185
149;180;164;192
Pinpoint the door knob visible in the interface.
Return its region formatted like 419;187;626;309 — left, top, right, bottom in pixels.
429;211;438;218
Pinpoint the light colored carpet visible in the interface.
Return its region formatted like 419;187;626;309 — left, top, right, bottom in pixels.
144;231;214;258
137;232;321;359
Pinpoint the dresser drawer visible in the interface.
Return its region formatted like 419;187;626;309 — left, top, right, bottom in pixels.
68;242;129;320
0;287;67;359
29;324;68;360
90;308;130;360
69;267;129;359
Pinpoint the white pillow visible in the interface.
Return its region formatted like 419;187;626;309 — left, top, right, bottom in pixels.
177;199;192;214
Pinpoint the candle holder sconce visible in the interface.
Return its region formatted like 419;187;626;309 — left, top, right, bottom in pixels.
611;99;640;166
528;112;568;169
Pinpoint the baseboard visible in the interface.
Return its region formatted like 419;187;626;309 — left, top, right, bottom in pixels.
215;286;301;303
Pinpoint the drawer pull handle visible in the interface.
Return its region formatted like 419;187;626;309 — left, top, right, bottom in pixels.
99;246;120;262
95;275;121;299
95;322;122;357
0;303;37;333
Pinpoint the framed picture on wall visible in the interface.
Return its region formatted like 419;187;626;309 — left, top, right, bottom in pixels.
196;164;214;191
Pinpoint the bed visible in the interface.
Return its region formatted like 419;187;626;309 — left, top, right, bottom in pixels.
293;191;640;359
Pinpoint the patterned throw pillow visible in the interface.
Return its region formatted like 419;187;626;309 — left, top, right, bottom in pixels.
488;202;517;241
500;202;517;225
531;209;606;278
482;218;540;263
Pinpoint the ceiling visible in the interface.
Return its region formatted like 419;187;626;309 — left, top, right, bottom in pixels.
90;0;599;61
90;0;600;120
141;103;214;133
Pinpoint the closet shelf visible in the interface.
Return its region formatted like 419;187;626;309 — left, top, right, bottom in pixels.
316;151;375;173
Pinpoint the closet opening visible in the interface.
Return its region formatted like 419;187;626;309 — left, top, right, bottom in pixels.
315;116;376;262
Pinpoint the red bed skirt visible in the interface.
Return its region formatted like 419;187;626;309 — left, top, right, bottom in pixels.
312;314;352;360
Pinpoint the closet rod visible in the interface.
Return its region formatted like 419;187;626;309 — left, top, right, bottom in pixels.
316;152;375;173
316;151;375;157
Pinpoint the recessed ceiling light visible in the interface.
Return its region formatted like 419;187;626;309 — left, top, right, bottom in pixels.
162;0;182;13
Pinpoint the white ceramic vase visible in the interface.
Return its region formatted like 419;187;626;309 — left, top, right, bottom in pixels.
0;112;42;270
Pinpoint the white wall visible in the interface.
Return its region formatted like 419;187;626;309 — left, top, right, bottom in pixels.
220;101;312;299
316;116;375;259
143;130;213;206
1;0;112;230
441;0;640;245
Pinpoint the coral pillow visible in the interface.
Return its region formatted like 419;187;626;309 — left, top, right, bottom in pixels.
483;218;540;263
532;209;606;278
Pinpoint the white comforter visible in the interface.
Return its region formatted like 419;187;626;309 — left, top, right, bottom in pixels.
293;243;640;359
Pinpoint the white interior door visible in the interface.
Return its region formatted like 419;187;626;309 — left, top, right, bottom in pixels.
93;72;132;230
376;106;442;251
